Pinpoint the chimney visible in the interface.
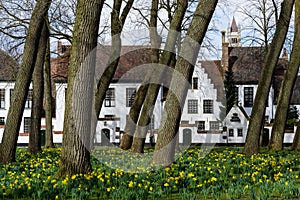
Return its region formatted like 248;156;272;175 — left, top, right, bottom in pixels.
221;30;229;77
58;41;62;56
221;30;226;44
282;48;288;60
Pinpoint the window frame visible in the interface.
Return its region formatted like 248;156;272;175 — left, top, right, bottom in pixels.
187;99;198;114
104;88;116;107
203;99;213;114
0;89;5;109
228;129;234;137
192;77;199;90
244;87;254;107
24;117;31;133
237;128;243;137
126;88;136;107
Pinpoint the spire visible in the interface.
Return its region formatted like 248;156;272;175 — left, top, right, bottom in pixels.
228;16;241;47
230;16;238;32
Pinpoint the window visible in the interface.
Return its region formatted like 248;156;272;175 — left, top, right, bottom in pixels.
148;115;155;130
231;38;238;44
203;100;213;113
244;87;253;107
209;121;219;130
25;89;33;109
192;77;198;89
234;87;239;102
229;129;234;137
0;117;5;125
126;88;136;107
105;88;115;107
24;117;31;133
0;89;5;109
197;121;205;131
238;129;243;137
188;100;198;113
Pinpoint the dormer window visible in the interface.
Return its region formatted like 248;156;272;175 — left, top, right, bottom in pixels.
192;77;198;89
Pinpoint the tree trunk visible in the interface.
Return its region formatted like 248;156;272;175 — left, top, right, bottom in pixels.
93;0;134;148
0;0;52;163
122;0;188;151
56;0;103;177
44;22;54;148
269;0;300;150
28;19;48;154
292;122;300;150
131;0;160;153
153;0;218;165
243;0;294;156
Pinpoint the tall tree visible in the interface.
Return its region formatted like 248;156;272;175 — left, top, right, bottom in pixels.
292;123;300;151
0;0;52;163
120;0;189;150
269;0;300;150
28;18;49;154
224;64;237;114
93;0;134;147
153;0;218;165
44;28;54;148
130;0;161;153
56;0;104;177
243;0;294;156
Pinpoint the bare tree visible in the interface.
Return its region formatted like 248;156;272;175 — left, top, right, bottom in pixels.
44;35;55;148
153;0;218;165
28;18;49;154
56;0;104;177
120;0;189;150
0;0;52;163
243;0;294;156
271;0;300;150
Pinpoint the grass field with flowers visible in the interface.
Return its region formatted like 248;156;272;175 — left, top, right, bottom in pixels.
1;146;300;199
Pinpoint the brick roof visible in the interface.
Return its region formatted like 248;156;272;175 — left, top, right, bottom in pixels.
51;45;153;83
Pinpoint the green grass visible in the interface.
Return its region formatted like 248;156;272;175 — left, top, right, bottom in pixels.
1;146;300;199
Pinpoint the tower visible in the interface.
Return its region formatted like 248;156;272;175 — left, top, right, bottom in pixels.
227;17;241;47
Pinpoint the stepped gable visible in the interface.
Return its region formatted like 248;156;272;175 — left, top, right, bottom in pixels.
200;60;224;101
0;49;18;81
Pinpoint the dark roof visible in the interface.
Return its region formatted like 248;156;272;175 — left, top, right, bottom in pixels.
52;45;153;83
0;49;18;81
230;17;238;32
229;46;288;84
228;45;300;104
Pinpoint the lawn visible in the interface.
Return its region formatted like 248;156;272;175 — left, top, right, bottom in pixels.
1;146;300;199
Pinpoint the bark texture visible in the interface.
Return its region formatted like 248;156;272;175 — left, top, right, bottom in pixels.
269;0;300;150
153;0;218;165
131;0;160;153
44;31;54;148
93;0;134;148
56;0;103;177
292;122;300;150
243;0;294;156
0;0;52;163
122;0;188;151
28;20;48;154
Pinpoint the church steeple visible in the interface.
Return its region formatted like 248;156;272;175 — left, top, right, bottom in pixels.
228;16;241;47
